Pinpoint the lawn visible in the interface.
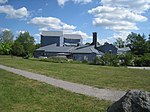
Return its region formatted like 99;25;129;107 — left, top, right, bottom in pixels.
0;55;150;91
0;69;111;112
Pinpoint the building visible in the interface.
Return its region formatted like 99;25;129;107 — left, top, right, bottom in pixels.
34;32;130;61
41;31;82;47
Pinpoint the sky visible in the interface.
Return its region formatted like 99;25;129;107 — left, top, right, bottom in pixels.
0;0;150;44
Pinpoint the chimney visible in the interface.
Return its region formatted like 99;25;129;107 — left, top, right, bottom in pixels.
93;32;97;48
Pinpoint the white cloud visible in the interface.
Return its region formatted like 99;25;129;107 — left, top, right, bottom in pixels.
28;17;76;31
39;27;49;32
28;16;91;40
113;31;131;41
16;30;26;34
88;0;150;40
57;0;92;6
101;0;150;13
64;30;91;38
0;27;10;32
33;33;41;43
0;5;29;19
88;6;147;32
0;0;7;4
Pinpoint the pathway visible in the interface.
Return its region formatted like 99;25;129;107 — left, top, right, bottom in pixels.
0;64;126;101
128;66;150;70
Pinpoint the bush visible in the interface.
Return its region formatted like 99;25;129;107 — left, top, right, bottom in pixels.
119;53;134;66
92;54;119;66
134;53;150;66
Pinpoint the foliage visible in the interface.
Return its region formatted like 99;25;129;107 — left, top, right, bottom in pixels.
0;42;12;55
114;38;125;48
0;30;14;43
126;32;148;55
92;54;119;66
0;30;14;55
85;42;91;45
42;56;68;63
11;41;25;56
35;43;41;49
12;31;35;57
118;53;134;66
134;53;150;66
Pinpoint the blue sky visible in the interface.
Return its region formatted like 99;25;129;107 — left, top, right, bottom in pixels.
0;0;150;44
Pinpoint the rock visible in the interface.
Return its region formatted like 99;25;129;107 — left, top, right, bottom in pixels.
107;90;150;112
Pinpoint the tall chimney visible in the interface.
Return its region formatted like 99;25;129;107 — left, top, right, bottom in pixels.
93;32;97;48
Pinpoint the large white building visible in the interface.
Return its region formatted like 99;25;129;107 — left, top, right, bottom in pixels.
41;31;83;47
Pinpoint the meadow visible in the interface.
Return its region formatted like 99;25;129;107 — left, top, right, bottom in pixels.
0;55;150;91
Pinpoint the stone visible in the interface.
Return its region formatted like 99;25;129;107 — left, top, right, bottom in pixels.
107;90;150;112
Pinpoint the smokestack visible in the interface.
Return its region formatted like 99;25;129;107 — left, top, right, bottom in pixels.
93;32;97;48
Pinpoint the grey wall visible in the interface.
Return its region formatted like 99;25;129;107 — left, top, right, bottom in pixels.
72;53;96;61
41;35;60;46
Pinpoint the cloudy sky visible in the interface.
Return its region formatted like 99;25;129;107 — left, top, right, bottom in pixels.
0;0;150;44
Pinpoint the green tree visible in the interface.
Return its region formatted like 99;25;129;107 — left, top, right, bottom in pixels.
0;30;14;55
35;43;41;49
114;38;125;48
145;34;150;53
11;41;25;56
126;32;147;55
13;31;35;57
0;30;14;43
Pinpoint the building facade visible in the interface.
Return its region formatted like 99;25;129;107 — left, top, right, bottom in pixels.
34;32;130;61
41;31;83;47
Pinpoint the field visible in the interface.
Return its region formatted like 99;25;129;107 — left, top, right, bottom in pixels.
0;69;111;112
0;55;150;91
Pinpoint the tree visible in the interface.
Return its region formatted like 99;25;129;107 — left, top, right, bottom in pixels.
126;32;147;55
0;30;14;55
85;42;91;45
114;38;125;48
11;41;25;56
12;31;35;57
0;30;14;43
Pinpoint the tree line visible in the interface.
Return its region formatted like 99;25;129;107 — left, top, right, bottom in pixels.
0;30;40;58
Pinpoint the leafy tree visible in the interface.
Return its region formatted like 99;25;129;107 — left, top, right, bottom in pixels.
119;53;134;66
0;30;14;55
0;30;14;43
114;38;125;48
126;32;147;55
145;34;150;53
35;43;41;49
13;31;35;57
85;42;91;45
0;42;12;55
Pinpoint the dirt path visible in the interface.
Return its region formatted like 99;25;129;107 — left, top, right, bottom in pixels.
0;64;126;101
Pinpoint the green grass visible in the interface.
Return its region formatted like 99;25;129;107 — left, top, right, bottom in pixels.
0;55;150;91
0;69;111;112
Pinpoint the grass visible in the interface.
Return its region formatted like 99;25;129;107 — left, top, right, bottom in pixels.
0;55;150;91
0;69;111;112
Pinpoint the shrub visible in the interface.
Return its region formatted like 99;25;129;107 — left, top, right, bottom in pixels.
134;53;150;66
92;54;119;66
119;53;134;66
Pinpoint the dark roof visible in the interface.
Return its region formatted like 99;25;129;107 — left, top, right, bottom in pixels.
36;44;103;55
71;45;103;55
